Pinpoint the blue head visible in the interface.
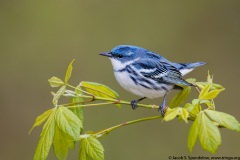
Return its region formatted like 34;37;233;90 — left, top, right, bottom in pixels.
100;45;161;63
99;45;163;71
100;45;146;70
100;45;141;61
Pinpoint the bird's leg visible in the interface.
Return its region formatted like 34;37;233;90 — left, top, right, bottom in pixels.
130;97;146;110
159;94;167;117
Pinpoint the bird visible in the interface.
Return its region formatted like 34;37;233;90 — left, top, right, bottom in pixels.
99;45;206;116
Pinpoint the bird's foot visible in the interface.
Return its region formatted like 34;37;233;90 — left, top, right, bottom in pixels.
159;94;167;117
130;100;139;110
158;105;168;117
130;97;146;110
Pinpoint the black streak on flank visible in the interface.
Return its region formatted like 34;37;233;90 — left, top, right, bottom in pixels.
130;76;138;85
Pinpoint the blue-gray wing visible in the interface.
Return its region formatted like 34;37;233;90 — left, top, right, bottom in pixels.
132;59;192;86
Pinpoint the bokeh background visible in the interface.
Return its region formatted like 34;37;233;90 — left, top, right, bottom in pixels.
1;0;240;159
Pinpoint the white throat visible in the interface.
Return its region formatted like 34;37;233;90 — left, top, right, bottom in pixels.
109;58;140;71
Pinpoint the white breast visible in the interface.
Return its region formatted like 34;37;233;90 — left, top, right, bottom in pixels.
113;71;170;99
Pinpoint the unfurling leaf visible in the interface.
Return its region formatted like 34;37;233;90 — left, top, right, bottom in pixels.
29;108;54;134
53;126;75;160
34;108;57;160
169;86;191;108
48;77;65;87
195;82;224;90
207;71;213;83
199;83;212;99
52;85;66;105
79;136;104;160
198;112;221;153
65;59;75;83
205;110;240;132
55;106;83;140
80;81;120;108
163;107;180;121
200;89;224;100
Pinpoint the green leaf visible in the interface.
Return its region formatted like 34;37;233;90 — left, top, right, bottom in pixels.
48;77;65;87
53;126;74;160
79;148;87;160
34;108;57;160
70;84;84;126
80;81;119;98
65;59;75;83
79;140;90;160
198;112;221;153
80;81;120;108
199;83;212;99
29;108;53;134
79;136;104;160
200;89;224;100
188;113;200;152
169;86;191;108
205;110;240;132
52;85;66;105
55;106;83;140
179;108;189;123
163;107;180;121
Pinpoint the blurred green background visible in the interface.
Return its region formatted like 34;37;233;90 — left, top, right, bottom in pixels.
1;0;240;159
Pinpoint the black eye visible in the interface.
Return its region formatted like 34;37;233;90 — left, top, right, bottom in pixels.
118;54;123;58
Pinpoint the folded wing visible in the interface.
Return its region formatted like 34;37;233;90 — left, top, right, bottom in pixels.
132;59;193;86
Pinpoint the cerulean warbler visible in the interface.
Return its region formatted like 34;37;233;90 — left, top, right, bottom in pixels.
99;45;206;116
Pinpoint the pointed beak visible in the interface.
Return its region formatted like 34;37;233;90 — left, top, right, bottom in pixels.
99;52;112;57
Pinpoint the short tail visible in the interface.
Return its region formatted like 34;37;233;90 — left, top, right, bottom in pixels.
178;62;207;76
